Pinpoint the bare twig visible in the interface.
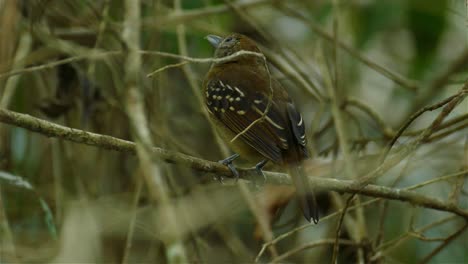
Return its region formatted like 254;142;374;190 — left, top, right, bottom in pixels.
257;171;468;261
0;51;119;79
418;224;467;264
327;2;366;262
411;49;468;112
122;177;143;264
0;50;264;80
229;56;273;144
146;61;189;77
382;92;464;161
146;0;278;27
331;195;355;264
280;4;420;91
271;239;361;263
122;0;187;261
238;181;278;258
375;216;458;259
345;97;394;138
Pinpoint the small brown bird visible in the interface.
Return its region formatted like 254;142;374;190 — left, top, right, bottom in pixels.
203;33;319;223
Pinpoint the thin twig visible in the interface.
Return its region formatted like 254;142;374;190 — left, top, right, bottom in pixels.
345;97;394;138
145;0;278;27
418;224;467;264
122;177;143;264
425;122;468;143
280;4;420;91
0;51;119;79
271;239;361;263
375;216;458;259
331;195;355;264
382;92;463;161
146;61;189;77
238;181;278;259
411;49;468;112
230;56;273;144
327;2;366;262
0;49;264;80
257;171;468;261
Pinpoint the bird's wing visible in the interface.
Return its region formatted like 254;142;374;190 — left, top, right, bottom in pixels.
205;69;290;163
286;102;309;158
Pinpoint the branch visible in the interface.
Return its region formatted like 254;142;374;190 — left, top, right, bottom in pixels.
147;0;278;27
280;5;420;91
0;50;264;80
0;108;466;220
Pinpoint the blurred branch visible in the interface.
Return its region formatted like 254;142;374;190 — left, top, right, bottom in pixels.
0;51;120;80
382;83;468;161
0;109;466;220
350;113;468;146
326;1;366;261
146;61;188;77
123;0;161;203
0;50;263;79
122;0;188;261
0;32;32;108
148;0;278;27
174;0;230;158
418;223;468;264
280;5;420;92
271;239;361;263
411;49;468;112
257;169;467;261
375;215;459;260
345;97;394;138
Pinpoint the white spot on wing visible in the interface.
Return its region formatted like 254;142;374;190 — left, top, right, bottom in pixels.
297;116;303;126
234;87;245;97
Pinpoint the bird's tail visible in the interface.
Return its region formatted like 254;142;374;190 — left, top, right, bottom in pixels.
288;165;319;223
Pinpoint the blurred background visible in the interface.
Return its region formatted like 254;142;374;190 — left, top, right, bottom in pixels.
0;0;467;263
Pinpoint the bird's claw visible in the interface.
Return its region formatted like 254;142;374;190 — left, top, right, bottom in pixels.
251;159;268;186
218;153;240;182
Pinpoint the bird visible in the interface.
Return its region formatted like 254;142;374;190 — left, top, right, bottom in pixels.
203;33;319;224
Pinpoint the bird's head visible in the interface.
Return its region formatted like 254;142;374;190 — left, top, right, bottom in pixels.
206;33;263;65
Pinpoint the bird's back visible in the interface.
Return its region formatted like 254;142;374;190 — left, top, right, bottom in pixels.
203;63;308;165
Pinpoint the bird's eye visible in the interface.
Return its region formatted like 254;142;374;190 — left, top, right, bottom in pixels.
225;37;233;43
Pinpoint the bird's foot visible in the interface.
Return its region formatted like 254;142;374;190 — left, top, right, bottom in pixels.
250;159;268;186
217;153;240;182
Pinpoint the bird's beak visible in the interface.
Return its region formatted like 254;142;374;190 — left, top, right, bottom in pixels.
205;35;223;48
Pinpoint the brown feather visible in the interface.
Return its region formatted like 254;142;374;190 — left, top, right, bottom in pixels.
203;33;318;223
